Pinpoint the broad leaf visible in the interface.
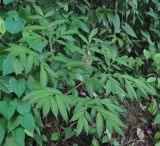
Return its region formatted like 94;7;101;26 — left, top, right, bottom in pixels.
12;127;25;146
0;100;17;119
4;137;19;146
18;113;35;134
3;56;14;76
122;23;137;38
5;10;26;34
17;102;31;115
3;0;15;5
0;126;5;145
9;78;26;97
0;18;6;34
112;14;120;33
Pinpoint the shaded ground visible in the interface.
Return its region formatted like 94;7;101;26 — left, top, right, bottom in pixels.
42;101;157;146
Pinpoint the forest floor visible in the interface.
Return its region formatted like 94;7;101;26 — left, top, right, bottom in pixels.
43;101;157;146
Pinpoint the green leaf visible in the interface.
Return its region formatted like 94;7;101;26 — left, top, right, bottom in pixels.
112;14;120;33
111;122;124;136
154;113;160;125
155;142;160;146
26;55;34;73
77;33;88;44
51;132;59;141
9;78;26;97
21;35;46;53
45;10;55;17
8;117;20;132
89;28;98;43
0;18;6;34
55;95;68;122
17;102;31;115
13;59;24;75
0;100;17;119
92;138;99;146
50;97;59;118
83;116;89;134
96;113;104;137
105;80;112;96
23;89;53;103
18;113;35;134
102;135;110;143
33;5;44;16
85;80;94;97
29;38;46;53
125;80;137;99
3;56;14;76
42;100;50;117
65;127;75;140
146;77;156;83
122;23;137;38
40;66;48;87
143;49;151;60
0;76;11;93
4;137;19;146
48;20;66;28
154;53;160;64
154;132;160;141
148;99;157;115
76;117;83;136
5;10;26;34
24;129;33;137
3;0;15;5
0;126;5;145
12;127;25;146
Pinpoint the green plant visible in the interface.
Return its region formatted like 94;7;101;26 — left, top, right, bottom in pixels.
0;0;160;145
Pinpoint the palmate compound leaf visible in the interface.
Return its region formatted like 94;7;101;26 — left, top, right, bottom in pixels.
100;99;124;114
103;111;125;136
70;97;125;137
107;76;126;100
122;74;156;98
23;88;69;121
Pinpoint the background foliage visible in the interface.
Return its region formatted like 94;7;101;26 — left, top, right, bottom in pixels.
0;0;160;145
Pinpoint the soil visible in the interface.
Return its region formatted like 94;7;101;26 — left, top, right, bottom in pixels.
43;101;158;146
